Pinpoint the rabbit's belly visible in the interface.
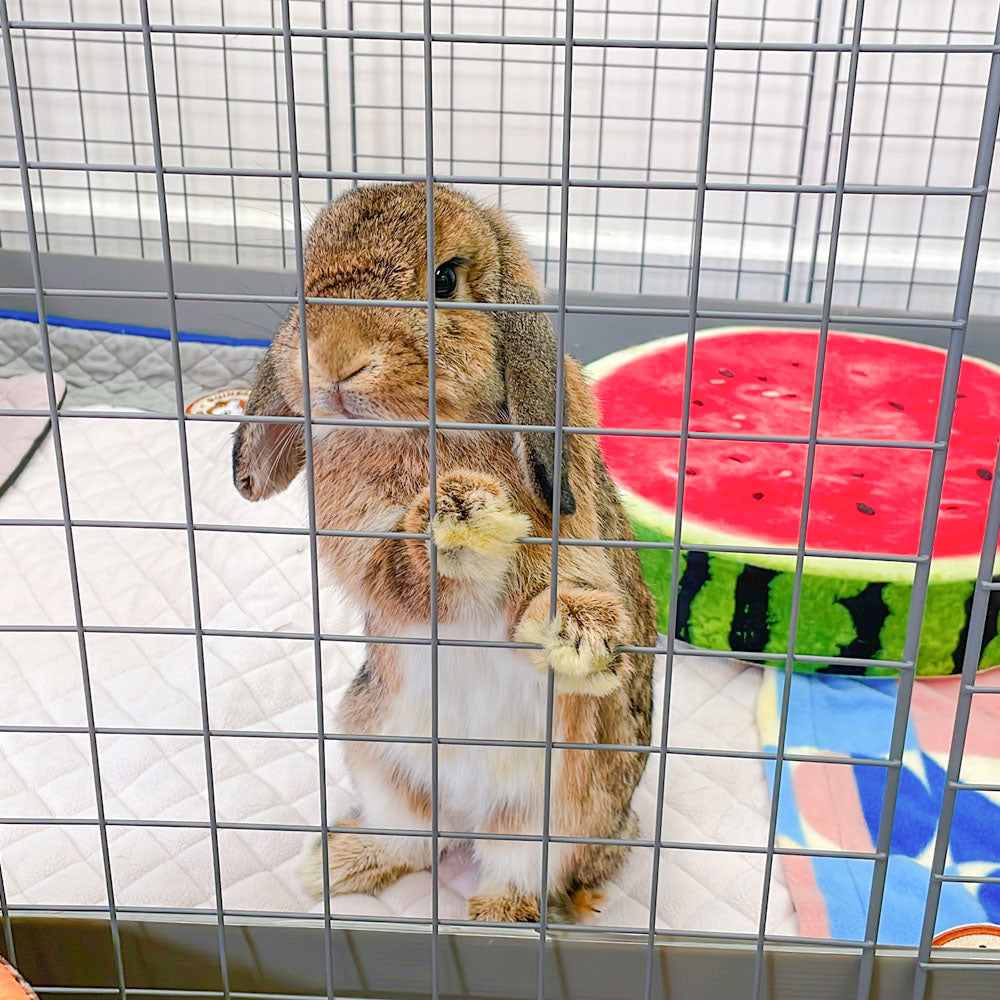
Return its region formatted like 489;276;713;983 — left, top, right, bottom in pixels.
379;615;552;828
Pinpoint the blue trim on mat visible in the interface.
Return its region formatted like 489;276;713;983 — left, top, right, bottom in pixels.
0;308;270;348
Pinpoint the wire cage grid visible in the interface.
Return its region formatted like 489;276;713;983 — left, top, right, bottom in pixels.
1;2;1000;1000
6;1;1000;312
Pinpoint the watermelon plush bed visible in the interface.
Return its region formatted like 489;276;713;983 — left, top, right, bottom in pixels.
589;327;1000;676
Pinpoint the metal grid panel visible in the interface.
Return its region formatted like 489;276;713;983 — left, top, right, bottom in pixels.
0;0;333;266
2;1;1000;311
1;1;1000;999
807;0;1000;316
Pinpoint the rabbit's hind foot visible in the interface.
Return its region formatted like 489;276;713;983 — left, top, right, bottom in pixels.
298;819;413;901
468;887;541;924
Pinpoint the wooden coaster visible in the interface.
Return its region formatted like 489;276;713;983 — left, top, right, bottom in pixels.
185;387;249;416
0;958;39;1000
933;923;1000;950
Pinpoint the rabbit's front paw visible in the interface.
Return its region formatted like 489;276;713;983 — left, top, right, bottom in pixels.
409;470;530;580
516;588;627;695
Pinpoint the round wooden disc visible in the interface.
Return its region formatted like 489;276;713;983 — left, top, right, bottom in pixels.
185;387;249;416
932;923;1000;950
0;958;39;1000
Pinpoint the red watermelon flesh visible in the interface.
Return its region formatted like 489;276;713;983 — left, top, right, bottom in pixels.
591;328;1000;563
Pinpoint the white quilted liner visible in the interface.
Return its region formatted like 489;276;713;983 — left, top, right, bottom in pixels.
0;407;796;936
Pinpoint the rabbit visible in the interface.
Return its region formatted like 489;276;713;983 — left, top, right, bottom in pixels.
232;182;656;923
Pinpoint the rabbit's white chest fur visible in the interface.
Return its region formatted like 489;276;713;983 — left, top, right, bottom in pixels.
378;613;551;827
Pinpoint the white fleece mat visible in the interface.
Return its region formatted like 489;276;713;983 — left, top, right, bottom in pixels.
0;407;796;936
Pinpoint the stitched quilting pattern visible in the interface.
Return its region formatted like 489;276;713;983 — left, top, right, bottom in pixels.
0;407;796;935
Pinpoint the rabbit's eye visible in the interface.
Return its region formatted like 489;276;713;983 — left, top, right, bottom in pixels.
434;262;458;299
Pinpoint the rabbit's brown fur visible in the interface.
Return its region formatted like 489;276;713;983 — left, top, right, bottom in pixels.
234;183;656;922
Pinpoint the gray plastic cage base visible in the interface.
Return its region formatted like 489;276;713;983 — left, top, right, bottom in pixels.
3;249;1000;367
6;913;1000;1000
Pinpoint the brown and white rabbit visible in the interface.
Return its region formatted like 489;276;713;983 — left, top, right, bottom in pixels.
232;182;656;923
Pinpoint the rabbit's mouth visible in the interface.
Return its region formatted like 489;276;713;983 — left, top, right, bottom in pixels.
309;362;379;420
315;384;358;419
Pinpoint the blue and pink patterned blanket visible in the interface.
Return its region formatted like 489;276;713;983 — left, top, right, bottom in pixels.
757;667;1000;944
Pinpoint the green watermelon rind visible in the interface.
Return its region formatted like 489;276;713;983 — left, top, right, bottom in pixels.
587;326;1000;676
624;516;1000;676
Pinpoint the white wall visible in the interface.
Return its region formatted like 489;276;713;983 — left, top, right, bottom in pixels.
3;0;1000;314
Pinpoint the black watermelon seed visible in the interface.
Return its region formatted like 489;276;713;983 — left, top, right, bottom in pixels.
686;468;698;475
857;502;875;516
692;399;704;406
944;504;962;511
977;468;993;481
888;401;904;410
791;361;802;367
719;369;735;378
758;376;768;381
851;472;865;478
728;454;748;463
957;393;967;399
752;492;764;500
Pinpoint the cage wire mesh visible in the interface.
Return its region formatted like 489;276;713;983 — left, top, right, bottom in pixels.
1;0;1000;998
4;0;1000;311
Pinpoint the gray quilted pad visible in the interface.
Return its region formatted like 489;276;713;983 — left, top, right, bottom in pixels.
0;317;266;412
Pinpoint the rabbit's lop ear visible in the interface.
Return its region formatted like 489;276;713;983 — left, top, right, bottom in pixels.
233;349;305;501
497;282;577;517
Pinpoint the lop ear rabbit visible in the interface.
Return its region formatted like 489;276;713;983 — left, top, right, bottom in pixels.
233;183;656;923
